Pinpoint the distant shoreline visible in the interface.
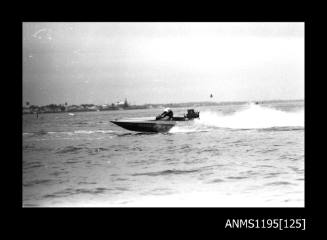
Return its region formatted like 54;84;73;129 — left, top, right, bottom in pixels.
22;99;304;115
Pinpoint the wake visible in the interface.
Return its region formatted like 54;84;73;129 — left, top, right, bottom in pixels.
170;103;304;132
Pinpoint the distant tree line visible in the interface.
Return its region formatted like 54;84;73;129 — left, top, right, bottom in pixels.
22;99;142;114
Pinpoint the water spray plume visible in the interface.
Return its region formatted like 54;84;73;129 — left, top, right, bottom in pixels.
170;103;304;132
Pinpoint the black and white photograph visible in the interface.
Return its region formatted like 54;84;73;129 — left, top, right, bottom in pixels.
22;22;304;207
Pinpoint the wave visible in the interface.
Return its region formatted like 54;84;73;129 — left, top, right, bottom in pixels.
258;126;304;132
29;130;48;136
23;132;34;136
265;181;295;186
56;146;83;154
42;187;112;198
23;179;54;187
23;129;115;136
131;169;200;177
73;130;108;134
116;132;156;137
169;126;200;133
56;146;109;154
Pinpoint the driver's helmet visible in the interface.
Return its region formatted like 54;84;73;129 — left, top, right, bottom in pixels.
164;108;171;112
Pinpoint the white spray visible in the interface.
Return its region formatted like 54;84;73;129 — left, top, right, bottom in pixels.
170;103;304;132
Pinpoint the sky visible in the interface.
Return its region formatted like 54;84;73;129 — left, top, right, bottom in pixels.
23;22;304;106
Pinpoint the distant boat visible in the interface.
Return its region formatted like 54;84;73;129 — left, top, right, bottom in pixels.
210;94;213;98
68;113;75;116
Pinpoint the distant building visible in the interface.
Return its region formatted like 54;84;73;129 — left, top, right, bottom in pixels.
86;105;98;111
116;101;124;106
67;105;84;112
114;98;129;107
124;98;129;107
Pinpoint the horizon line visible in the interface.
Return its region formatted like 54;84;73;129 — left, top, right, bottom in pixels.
23;98;304;107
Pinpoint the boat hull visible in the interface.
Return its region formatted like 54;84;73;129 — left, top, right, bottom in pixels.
111;120;176;133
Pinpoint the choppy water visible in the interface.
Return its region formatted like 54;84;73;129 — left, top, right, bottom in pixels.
23;101;304;207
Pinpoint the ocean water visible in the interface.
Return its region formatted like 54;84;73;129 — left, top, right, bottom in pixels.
22;101;304;207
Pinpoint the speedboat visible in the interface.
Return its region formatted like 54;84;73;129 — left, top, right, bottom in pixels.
111;109;199;133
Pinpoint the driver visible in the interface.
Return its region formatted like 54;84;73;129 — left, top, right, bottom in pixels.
156;108;173;120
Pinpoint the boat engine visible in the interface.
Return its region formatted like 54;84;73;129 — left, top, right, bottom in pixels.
185;109;200;119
